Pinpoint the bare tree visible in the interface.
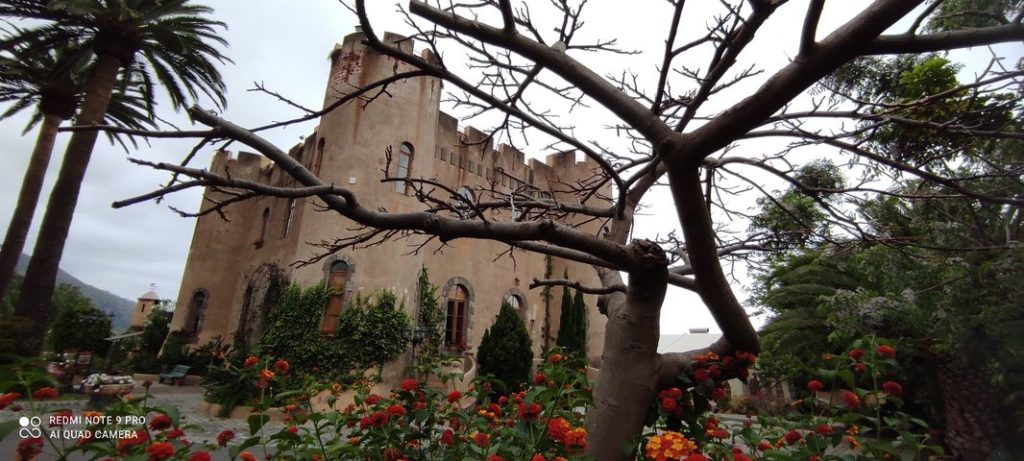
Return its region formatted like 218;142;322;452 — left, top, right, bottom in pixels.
97;1;1022;459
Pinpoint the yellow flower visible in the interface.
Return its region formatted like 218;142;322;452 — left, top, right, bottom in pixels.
645;431;696;461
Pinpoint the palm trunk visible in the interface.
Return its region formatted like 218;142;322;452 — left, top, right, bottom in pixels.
14;54;121;356
936;361;1007;461
586;241;667;461
0;112;65;305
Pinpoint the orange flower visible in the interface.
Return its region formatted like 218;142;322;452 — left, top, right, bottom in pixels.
243;356;259;368
472;431;490;448
877;345;896;358
146;442;175;460
239;451;258;461
548;353;563;363
645;431;696;461
547;417;571;442
564;427;588;452
260;369;275;380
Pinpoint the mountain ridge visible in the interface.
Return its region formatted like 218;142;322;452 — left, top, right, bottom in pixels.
15;253;136;331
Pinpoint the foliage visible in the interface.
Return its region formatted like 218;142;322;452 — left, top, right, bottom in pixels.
555;286;586;355
336;290;412;376
415;267;444;357
477;301;534;392
259;284;349;378
47;289;111;356
0;341;942;461
139;305;172;356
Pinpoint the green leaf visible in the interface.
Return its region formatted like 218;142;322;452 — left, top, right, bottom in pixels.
0;419;20;441
247;414;270;436
229;436;261;459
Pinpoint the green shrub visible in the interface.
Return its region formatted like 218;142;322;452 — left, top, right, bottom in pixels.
556;287;587;355
415;268;444;356
477;301;533;392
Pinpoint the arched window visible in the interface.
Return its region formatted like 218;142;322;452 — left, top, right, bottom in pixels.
186;290;208;338
445;285;468;349
257;208;270;247
456;187;475;203
394;143;413;194
504;293;523;311
282;199;296;238
321;260;350;335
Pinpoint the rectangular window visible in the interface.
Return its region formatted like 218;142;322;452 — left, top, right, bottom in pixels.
440;149;448;162
395;151;411;193
468;160;476;173
282;198;296;238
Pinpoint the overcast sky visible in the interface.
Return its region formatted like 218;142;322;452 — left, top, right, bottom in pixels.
0;1;1017;334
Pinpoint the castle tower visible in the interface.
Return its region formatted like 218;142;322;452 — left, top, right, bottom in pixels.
130;290;160;330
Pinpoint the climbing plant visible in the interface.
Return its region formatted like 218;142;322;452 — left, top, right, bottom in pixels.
415;267;444;357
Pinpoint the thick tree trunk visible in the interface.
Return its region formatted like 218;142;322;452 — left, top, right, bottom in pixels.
14;54;121;356
586;240;667;461
936;361;1007;461
0;113;64;304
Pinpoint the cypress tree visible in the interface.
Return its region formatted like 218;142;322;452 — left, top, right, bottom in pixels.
572;289;588;353
477;302;533;391
556;286;574;350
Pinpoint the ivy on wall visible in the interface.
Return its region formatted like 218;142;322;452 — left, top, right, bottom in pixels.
416;267;444;357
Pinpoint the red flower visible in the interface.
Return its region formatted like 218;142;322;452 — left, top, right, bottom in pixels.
563;427;588;452
882;381;903;397
243;356;259;368
683;454;710;461
239;452;258;461
400;378;418;392
487;455;504;461
708;365;722;378
854;363;867;374
848;349;865;361
32;387;59;400
711;387;727;401
784;429;802;444
188;452;212;461
807;380;825;392
472;432;491;448
149;414;173;431
534;373;547;385
117;430;149;453
841;390;860;408
757;440;772;451
387;404;407;417
815;424;832;435
447;390;461;403
661;397;681;416
531;455;546;461
286;425;298;434
165;429;185;439
0;392;21;410
274;359;290;373
440;429;455;445
519;402;542;420
498;396;508;405
365;394;381;405
733;453;752;461
710;428;729;439
693;368;710;383
216;429;235;447
146;441;175;460
548;353;563;363
877;345;896;358
17;437;43;461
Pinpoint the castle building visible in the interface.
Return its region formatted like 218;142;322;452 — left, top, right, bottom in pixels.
168;30;609;375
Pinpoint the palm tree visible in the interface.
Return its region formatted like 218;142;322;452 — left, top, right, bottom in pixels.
0;0;229;356
0;39;156;306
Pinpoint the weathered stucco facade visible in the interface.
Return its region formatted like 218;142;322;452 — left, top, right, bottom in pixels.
169;30;609;375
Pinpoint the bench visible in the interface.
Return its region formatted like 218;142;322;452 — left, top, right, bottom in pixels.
158;365;191;385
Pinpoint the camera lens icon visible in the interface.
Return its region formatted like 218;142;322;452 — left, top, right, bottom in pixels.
19;416;42;438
